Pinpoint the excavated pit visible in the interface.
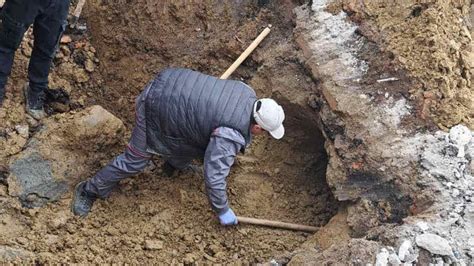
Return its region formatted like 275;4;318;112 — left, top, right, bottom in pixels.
74;1;338;263
0;0;345;264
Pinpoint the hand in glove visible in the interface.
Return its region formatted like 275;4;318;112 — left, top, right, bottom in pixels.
218;208;238;226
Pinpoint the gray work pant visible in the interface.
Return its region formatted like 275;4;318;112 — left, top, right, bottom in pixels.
84;85;193;198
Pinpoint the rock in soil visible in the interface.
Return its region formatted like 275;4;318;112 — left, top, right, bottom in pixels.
7;106;124;207
415;233;453;256
144;240;164;250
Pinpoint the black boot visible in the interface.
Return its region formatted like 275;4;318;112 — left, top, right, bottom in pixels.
24;83;46;120
70;181;97;217
162;161;177;177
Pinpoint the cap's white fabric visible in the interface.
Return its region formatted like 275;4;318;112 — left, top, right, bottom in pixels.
253;98;285;139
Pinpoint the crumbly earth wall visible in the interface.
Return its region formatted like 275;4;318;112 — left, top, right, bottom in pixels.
330;0;474;129
290;0;474;264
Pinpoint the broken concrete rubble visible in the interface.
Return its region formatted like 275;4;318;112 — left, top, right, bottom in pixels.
375;248;389;266
448;124;472;158
7;106;124;207
398;239;415;263
415;233;453;257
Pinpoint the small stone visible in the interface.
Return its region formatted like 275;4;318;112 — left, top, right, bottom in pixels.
452;188;461;198
84;59;95;73
203;253;217;262
398;240;412;262
375;248;389;266
60;46;71;57
76;24;87;31
55;51;64;59
448;125;472;158
27;208;38;217
60;35;72;44
21;44;32;57
89;244;101;254
15;125;29;138
16;237;28;245
0;186;7;197
183;253;195;264
25;194;38;203
416;221;429;231
183;234;192;242
388;253;401;265
106;227;119;236
44;234;59;245
25;114;39;128
208;244;220;255
416;233;453;256
144;240;163;250
138;204;146;214
51;211;70;229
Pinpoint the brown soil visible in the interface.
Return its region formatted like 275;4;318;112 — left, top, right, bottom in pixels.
330;0;474;130
0;0;338;264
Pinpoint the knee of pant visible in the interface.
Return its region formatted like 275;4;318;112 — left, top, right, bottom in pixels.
32;22;67;60
0;13;26;51
113;151;150;174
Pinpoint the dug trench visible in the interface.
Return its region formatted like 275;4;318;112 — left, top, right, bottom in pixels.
0;0;346;264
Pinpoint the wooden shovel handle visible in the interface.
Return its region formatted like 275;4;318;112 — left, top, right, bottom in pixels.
220;27;271;79
237;216;319;233
72;0;86;22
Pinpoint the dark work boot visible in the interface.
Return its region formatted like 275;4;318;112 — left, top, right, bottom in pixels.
162;161;177;177
70;181;97;217
23;83;46;120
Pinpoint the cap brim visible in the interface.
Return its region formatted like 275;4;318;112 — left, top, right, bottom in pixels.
269;125;285;140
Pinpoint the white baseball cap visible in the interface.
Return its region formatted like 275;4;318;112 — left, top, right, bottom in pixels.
253;98;285;139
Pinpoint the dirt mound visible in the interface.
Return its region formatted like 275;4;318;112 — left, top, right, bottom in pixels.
331;0;473;129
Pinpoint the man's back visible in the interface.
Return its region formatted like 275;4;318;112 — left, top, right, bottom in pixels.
145;68;257;157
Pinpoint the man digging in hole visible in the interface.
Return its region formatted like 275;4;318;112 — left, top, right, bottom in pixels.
71;68;285;226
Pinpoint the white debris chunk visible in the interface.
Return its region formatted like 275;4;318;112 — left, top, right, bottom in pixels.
375;248;389;266
14;125;29;138
416;221;430;231
398;240;413;262
448;125;472;158
388;253;402;265
416;233;453;256
377;77;399;83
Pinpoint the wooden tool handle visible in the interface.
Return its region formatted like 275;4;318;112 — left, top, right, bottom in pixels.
237;216;319;233
73;0;87;20
220;27;271;79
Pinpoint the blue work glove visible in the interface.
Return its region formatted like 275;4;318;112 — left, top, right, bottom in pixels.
218;208;238;226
